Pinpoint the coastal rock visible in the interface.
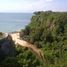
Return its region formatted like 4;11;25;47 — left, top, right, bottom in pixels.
0;34;15;56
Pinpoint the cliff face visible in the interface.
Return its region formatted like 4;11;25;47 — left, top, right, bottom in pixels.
0;35;15;56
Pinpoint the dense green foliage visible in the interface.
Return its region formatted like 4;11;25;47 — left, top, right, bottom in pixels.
0;45;42;67
15;46;42;67
20;11;67;67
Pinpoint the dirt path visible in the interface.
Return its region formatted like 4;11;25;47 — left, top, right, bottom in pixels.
10;32;45;62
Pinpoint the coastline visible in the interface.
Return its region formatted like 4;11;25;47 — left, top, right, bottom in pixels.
0;30;21;40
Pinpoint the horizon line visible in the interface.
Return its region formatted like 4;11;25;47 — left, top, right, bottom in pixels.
0;10;67;13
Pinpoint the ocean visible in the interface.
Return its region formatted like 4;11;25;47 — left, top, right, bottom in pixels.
0;13;33;33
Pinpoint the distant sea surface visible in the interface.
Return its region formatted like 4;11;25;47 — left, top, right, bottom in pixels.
0;13;33;33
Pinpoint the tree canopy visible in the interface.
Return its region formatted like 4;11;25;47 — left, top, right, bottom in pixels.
20;11;67;67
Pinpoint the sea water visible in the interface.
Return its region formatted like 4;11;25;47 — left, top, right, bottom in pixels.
0;13;32;33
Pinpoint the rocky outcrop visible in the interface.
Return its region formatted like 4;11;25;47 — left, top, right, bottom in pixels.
0;34;15;56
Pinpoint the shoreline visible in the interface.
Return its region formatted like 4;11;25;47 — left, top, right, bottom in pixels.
0;30;21;40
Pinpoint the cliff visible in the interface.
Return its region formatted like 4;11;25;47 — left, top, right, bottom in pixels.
0;34;15;56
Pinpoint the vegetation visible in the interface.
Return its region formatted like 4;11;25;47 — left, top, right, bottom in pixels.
0;37;42;67
0;11;67;67
0;45;42;67
20;11;67;67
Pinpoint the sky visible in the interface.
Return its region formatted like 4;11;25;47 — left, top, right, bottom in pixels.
0;0;67;13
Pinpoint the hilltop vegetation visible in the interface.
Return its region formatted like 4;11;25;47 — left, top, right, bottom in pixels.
20;11;67;67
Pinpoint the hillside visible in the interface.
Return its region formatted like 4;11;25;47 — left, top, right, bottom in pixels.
20;11;67;67
0;34;42;67
0;11;67;67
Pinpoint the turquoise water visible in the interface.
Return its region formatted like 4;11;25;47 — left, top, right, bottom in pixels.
0;13;32;33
